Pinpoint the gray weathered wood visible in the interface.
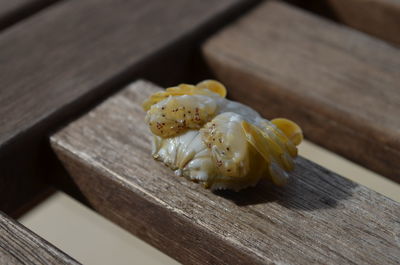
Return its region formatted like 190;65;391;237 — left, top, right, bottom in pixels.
203;0;400;183
0;0;58;30
0;0;257;214
51;80;400;265
0;211;80;265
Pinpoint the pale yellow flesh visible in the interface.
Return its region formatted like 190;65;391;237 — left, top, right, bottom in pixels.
146;95;217;138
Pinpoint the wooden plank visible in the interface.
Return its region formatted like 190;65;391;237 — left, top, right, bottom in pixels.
0;0;257;214
287;0;400;45
322;0;400;46
50;80;400;265
0;211;80;265
0;0;58;30
202;1;400;183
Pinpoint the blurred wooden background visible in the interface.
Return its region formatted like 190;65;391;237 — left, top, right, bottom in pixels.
1;0;399;264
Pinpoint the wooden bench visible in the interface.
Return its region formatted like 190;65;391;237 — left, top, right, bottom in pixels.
1;0;399;264
50;80;400;264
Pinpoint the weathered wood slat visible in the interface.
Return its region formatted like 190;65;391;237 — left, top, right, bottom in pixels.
203;0;400;183
290;0;400;46
0;211;80;265
0;0;257;214
0;0;58;30
51;80;400;265
320;0;400;46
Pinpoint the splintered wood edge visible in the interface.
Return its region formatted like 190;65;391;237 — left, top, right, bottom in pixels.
0;212;80;265
50;80;400;265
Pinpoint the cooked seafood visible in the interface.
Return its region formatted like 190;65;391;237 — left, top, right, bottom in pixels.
143;80;302;191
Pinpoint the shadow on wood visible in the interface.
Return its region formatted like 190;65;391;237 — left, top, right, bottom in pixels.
214;159;357;211
0;0;59;31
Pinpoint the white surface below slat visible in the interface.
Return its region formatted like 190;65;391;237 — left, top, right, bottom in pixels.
19;192;179;265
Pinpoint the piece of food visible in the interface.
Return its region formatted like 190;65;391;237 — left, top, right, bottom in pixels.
143;80;302;191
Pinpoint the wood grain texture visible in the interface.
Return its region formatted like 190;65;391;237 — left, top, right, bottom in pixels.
51;80;400;265
0;0;256;214
324;0;400;46
0;211;80;265
203;1;400;183
0;0;58;30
